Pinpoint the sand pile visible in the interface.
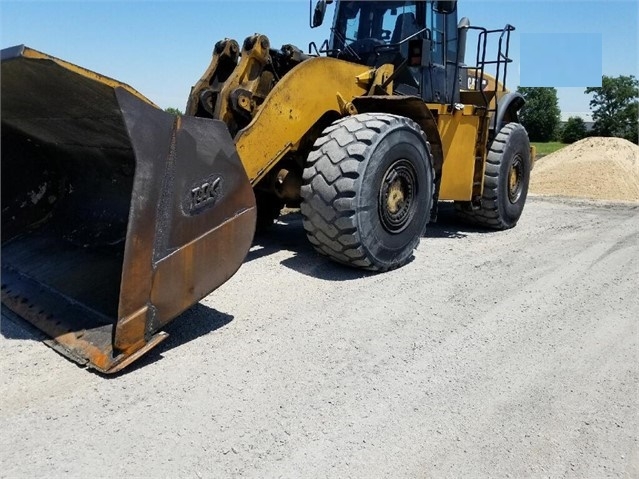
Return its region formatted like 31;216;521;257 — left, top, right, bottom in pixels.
530;137;639;202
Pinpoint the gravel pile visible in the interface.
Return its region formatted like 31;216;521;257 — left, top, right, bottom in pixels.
530;137;639;202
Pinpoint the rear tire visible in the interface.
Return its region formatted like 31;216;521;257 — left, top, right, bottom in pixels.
301;113;434;272
455;122;531;229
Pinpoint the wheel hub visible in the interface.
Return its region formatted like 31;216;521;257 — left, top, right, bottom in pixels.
379;159;418;234
386;182;405;214
508;155;524;203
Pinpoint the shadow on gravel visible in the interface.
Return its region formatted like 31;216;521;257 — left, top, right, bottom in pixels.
1;303;233;377
424;202;494;239
246;211;313;263
249;211;374;281
281;254;374;281
248;206;492;275
1;306;47;341
109;303;234;376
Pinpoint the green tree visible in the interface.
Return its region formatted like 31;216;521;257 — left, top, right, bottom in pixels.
516;87;561;142
164;107;183;116
585;75;638;143
560;116;588;144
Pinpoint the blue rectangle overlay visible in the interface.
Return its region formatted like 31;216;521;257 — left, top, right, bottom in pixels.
520;33;602;87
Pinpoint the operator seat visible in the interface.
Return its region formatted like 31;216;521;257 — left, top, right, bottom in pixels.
391;12;419;46
389;12;421;94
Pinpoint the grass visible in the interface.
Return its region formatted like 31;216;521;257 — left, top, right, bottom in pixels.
531;142;567;158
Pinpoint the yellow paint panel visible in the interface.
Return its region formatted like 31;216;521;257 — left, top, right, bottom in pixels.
234;57;374;184
438;112;481;201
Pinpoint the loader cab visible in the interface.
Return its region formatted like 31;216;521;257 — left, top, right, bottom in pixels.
326;0;462;104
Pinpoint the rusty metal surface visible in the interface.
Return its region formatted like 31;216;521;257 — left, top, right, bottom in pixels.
1;46;256;373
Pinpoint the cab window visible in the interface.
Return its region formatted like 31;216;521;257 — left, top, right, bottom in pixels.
332;1;420;53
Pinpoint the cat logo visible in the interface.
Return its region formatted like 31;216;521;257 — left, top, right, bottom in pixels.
468;76;489;91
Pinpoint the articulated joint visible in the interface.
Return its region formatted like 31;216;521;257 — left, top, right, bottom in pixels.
215;34;274;135
355;64;395;96
186;38;240;117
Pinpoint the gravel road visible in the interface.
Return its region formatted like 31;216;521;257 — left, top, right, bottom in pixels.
1;196;638;478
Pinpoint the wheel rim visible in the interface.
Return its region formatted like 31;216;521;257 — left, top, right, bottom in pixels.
378;159;418;234
508;155;524;204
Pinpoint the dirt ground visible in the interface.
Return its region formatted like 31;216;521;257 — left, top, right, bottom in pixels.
1;196;637;478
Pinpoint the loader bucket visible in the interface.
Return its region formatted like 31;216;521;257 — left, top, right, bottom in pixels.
1;46;256;373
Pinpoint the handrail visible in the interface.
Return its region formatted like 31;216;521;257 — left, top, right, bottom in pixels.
464;23;515;132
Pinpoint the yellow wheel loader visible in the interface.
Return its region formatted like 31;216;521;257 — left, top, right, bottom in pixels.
1;0;533;372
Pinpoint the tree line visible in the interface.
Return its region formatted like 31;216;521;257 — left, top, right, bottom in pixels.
517;75;638;144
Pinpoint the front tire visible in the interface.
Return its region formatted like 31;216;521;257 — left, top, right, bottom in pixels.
301;113;435;272
455;122;531;229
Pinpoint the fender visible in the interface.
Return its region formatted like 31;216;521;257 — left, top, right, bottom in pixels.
351;95;444;178
493;92;525;132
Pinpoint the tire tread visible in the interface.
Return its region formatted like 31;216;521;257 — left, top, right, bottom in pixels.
301;113;434;271
454;122;529;230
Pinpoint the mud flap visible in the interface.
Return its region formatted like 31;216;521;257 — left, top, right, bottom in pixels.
1;46;256;373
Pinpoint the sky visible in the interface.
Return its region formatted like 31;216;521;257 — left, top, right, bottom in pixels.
1;0;638;121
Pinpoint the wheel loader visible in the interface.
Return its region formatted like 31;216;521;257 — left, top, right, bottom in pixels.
1;0;532;373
